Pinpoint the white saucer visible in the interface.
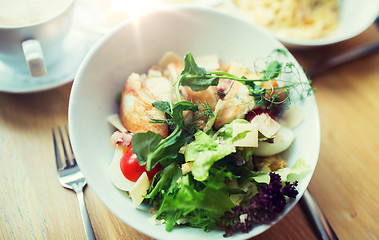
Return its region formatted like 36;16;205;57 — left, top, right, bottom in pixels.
0;26;102;94
0;0;107;94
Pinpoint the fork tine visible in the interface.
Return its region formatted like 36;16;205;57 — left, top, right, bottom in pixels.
52;128;63;170
52;126;96;239
58;126;71;167
64;125;77;166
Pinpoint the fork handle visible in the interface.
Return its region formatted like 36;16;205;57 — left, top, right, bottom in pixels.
76;189;96;240
300;189;338;240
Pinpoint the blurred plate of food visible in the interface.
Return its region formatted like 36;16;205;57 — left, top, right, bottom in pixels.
226;0;379;48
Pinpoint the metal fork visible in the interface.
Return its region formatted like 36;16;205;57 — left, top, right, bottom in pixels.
300;189;338;240
52;126;96;240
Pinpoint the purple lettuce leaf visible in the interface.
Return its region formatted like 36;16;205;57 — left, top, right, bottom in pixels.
217;172;298;237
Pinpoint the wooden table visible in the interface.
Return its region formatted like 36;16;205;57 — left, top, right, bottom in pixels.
1;11;379;240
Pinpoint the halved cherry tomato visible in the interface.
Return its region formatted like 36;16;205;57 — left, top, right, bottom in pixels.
120;147;160;182
245;108;276;122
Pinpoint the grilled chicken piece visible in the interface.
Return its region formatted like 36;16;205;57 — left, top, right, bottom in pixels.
163;61;183;84
119;54;260;136
214;67;259;129
180;86;219;129
181;86;219;109
119;73;171;138
163;61;220;110
214;81;256;129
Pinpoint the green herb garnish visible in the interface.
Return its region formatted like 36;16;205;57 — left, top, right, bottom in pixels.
132;50;313;170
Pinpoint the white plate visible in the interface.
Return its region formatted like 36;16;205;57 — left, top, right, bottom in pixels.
69;5;320;240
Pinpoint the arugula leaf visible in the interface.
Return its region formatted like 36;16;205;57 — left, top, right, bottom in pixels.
172;101;198;127
152;101;171;115
145;129;187;170
181;76;220;92
182;52;207;76
134;101;199;171
131;128;186;170
132;131;162;166
180;53;219;91
151;101;198;127
145;163;183;201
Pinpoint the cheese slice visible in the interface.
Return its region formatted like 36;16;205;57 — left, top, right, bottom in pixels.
107;114;127;132
251;113;281;138
227;61;248;77
130;172;150;208
158;51;181;68
108;148;150;208
232;123;258;147
195;54;220;71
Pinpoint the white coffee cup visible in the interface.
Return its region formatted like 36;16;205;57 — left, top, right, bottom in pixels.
0;0;75;77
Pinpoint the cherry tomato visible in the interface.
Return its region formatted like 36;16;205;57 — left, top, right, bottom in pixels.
120;147;159;182
245;108;276;122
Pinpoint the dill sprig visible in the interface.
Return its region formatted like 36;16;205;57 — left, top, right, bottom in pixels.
189;101;215;131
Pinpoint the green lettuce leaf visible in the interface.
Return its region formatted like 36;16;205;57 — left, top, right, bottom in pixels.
276;158;310;183
212;119;250;141
144;163;183;202
252;158;311;184
155;168;234;231
185;131;236;181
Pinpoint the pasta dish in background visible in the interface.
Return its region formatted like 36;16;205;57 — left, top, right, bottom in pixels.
232;0;339;39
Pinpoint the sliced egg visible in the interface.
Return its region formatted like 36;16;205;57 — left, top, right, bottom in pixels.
254;126;295;156
108;148;151;207
108;148;135;191
279;105;304;128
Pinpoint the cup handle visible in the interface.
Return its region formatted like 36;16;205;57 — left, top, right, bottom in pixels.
21;39;47;77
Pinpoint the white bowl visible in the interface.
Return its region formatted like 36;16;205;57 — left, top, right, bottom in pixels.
227;0;379;48
69;5;320;239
